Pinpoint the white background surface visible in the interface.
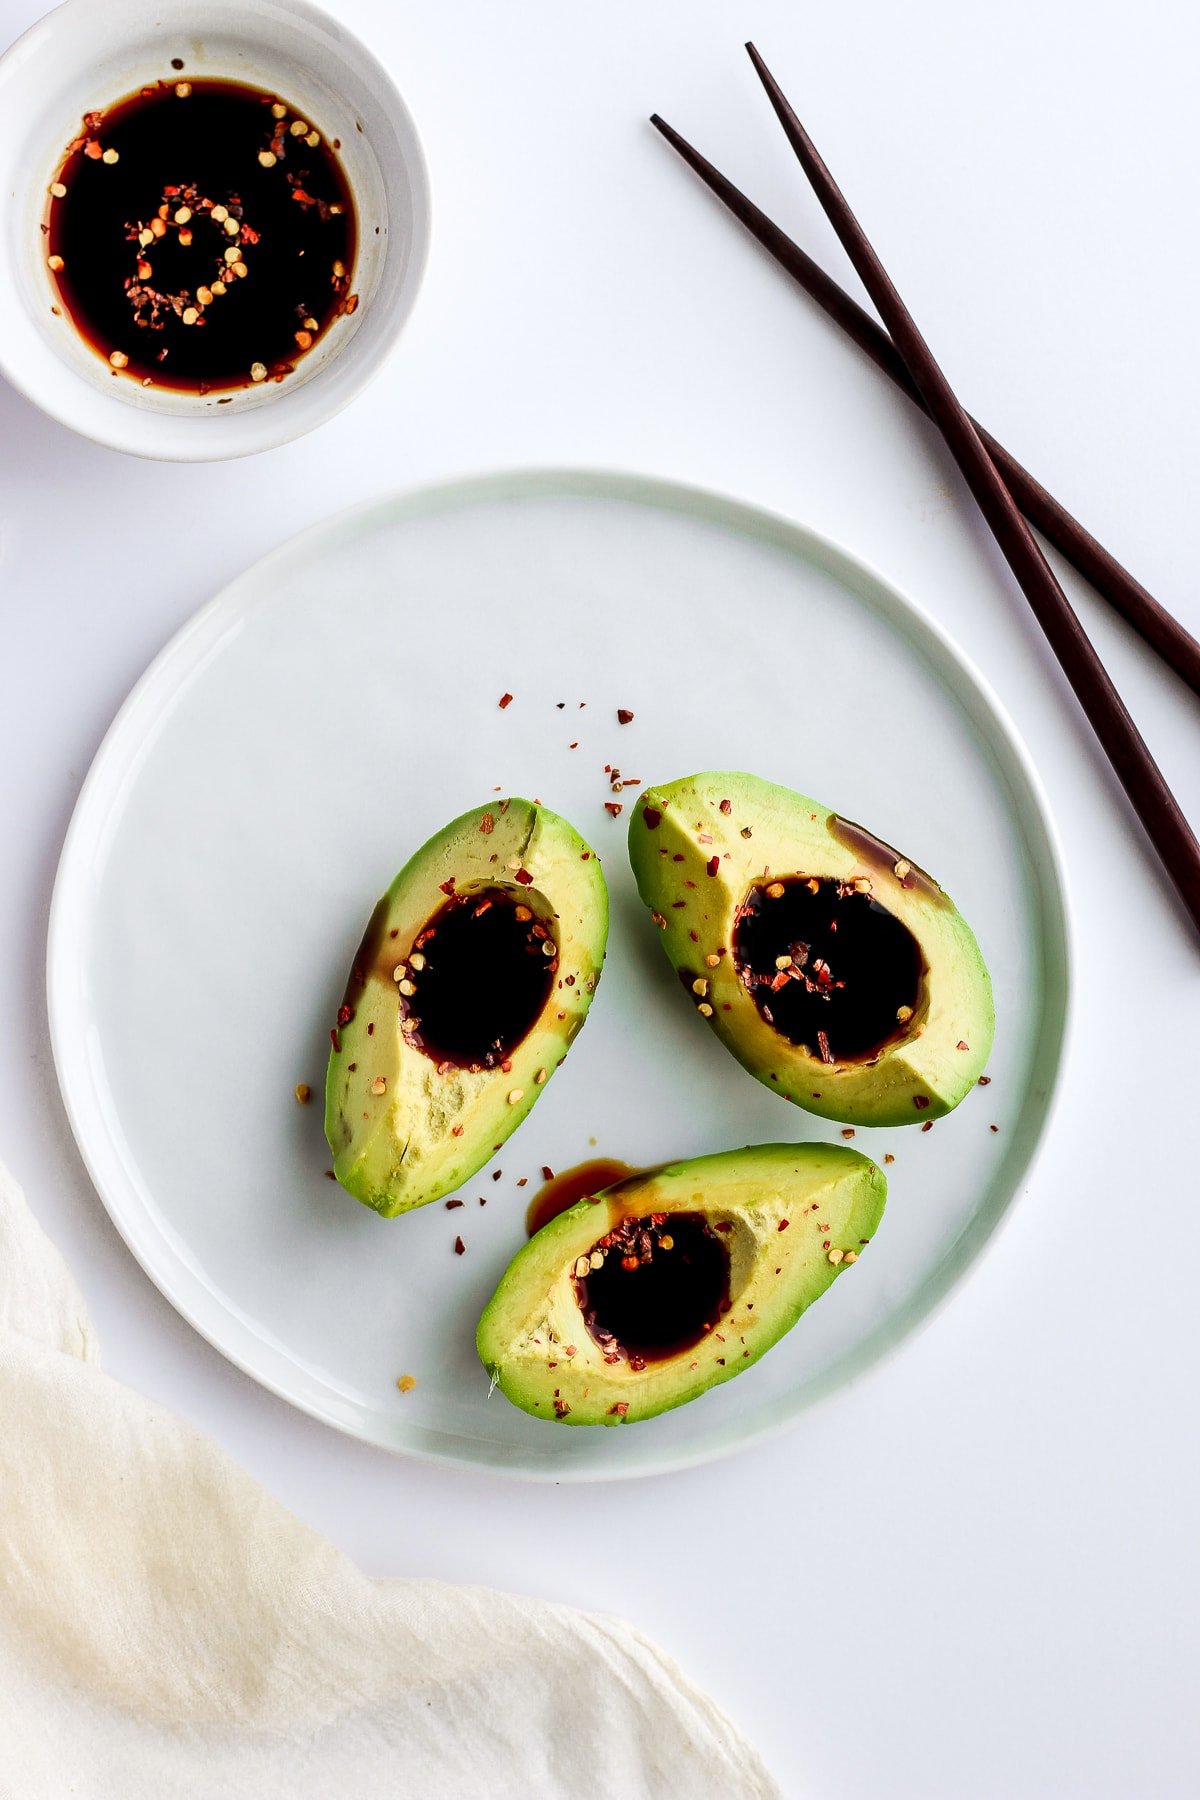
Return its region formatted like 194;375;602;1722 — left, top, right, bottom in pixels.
1;1;1197;1794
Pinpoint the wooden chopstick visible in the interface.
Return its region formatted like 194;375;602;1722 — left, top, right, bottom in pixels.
721;43;1200;936
649;114;1200;700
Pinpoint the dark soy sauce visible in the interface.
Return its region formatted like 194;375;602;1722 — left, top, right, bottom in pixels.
733;876;924;1063
45;79;356;392
525;1159;637;1237
575;1212;730;1366
400;887;557;1072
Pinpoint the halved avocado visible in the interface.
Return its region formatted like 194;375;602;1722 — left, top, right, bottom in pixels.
326;800;608;1215
628;772;993;1127
477;1144;886;1425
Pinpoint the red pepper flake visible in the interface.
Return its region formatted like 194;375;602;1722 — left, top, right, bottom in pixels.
569;741;579;749
884;1153;895;1164
689;930;699;942
498;692;513;709
330;1028;341;1052
445;1198;463;1209
324;1170;336;1180
336;1004;352;1026
816;1030;833;1065
777;1218;789;1232
956;1040;969;1051
605;802;623;817
480;812;494;834
921;1120;933;1132
978;1075;992;1086
515;868;534;886
540;1165;555;1181
453;1235;466;1255
840;1127;856;1139
617;708;634;724
451;1124;464;1137
439;878;456;895
554;1398;571;1418
705;855;720;877
642;806;663;830
913;1095;930;1110
492;1169;503;1181
517;1177;528;1188
719;798;732;814
609;1401;630;1417
989;1123;999;1133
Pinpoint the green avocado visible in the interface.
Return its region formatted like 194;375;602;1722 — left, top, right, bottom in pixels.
477;1144;886;1425
326;800;608;1215
627;771;994;1127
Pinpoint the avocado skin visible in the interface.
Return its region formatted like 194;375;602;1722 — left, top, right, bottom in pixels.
627;771;994;1128
326;800;608;1216
477;1143;886;1426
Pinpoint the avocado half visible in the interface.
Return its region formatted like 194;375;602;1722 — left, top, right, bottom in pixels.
477;1144;886;1426
326;800;608;1215
627;771;994;1127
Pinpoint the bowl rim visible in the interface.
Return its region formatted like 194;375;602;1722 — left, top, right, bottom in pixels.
0;0;432;461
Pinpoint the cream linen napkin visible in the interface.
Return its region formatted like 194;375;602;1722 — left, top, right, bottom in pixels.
0;1162;779;1800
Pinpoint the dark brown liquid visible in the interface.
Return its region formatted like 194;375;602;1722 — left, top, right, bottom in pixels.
525;1159;637;1237
827;814;945;905
400;887;557;1072
733;875;924;1062
46;79;356;392
575;1212;730;1367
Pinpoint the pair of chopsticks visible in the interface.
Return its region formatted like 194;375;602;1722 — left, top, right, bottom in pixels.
652;45;1200;941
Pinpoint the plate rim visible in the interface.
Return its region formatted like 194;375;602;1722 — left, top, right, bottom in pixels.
46;464;1074;1481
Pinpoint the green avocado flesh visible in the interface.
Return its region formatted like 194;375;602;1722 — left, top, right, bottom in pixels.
325;801;608;1216
477;1144;886;1426
627;772;994;1127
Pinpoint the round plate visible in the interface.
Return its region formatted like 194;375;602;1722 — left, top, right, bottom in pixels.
48;470;1070;1480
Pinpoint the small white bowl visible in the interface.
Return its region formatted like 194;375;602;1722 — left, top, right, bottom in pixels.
0;0;431;460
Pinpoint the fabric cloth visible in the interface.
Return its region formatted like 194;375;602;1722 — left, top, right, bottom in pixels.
0;1162;778;1799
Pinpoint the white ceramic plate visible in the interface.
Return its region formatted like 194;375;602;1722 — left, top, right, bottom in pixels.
48;470;1070;1480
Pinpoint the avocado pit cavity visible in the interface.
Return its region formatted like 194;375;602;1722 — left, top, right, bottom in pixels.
398;885;557;1071
574;1211;730;1366
733;875;924;1063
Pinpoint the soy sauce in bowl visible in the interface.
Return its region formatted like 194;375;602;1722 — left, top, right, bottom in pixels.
45;77;358;394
